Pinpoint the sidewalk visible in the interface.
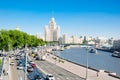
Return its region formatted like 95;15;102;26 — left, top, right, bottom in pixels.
46;53;120;80
1;57;11;80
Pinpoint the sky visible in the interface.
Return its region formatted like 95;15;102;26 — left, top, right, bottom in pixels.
0;0;120;39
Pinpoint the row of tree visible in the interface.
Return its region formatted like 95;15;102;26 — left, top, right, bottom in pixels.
0;29;47;51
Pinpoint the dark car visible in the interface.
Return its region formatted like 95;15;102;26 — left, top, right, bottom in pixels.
0;53;3;57
35;56;40;60
27;66;34;72
34;74;44;80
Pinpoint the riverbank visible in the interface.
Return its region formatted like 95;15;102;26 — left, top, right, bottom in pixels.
96;48;114;53
46;52;120;80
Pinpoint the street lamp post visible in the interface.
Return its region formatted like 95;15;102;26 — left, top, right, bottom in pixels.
25;44;28;80
86;47;89;80
8;44;10;68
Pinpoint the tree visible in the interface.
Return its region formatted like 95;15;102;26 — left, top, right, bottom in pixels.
0;29;46;51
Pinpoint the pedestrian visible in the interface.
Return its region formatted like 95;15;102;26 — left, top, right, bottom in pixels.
97;71;99;77
3;69;5;75
6;70;8;75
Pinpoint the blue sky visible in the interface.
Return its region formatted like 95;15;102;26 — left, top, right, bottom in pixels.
0;0;120;39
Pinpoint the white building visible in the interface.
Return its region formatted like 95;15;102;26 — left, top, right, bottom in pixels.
45;17;60;41
108;37;114;45
60;34;72;44
60;34;83;44
113;39;120;50
95;37;107;47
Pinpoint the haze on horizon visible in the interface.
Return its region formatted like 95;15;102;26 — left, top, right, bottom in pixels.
0;0;120;39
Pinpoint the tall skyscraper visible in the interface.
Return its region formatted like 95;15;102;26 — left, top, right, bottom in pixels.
45;17;60;41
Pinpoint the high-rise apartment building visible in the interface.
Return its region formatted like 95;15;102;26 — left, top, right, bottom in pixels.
45;17;60;41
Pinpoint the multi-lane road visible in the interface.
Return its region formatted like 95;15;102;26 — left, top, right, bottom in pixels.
10;58;26;80
10;54;84;80
35;60;84;80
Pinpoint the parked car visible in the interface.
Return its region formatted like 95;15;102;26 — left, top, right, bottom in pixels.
0;53;3;57
17;63;23;66
17;65;24;70
10;62;15;65
46;74;55;80
16;56;21;60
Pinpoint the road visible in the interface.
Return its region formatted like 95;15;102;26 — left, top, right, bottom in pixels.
10;58;27;80
35;60;84;80
10;56;44;80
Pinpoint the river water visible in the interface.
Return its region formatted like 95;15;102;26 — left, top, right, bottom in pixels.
54;47;120;76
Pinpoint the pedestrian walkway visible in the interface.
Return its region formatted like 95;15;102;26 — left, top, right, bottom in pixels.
1;57;10;80
46;53;120;80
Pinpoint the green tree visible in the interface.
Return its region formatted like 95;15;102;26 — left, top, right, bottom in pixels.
0;29;46;51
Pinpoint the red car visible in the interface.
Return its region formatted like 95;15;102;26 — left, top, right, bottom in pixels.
31;63;36;68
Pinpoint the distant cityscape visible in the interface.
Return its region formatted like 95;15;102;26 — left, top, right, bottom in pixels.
34;17;120;52
1;0;120;80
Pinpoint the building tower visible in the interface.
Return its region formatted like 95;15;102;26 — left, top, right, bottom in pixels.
45;17;60;41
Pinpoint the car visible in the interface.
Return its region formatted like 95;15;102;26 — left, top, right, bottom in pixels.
46;74;55;80
27;66;34;72
0;53;3;57
17;65;24;70
34;74;44;80
35;56;40;60
41;56;46;61
10;62;15;65
29;61;34;64
17;60;22;65
31;63;36;68
16;56;21;60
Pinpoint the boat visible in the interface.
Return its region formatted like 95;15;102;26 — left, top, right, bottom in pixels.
60;47;64;51
112;51;120;58
89;48;97;53
65;46;71;49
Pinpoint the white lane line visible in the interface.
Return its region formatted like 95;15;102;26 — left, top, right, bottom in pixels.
36;63;48;75
76;77;79;79
57;77;60;80
66;77;69;79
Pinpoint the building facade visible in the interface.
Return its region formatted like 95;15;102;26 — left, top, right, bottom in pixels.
113;39;120;50
60;34;84;44
95;37;107;47
45;17;60;41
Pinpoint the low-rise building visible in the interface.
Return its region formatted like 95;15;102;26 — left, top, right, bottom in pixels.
95;37;107;47
113;39;120;50
59;34;83;44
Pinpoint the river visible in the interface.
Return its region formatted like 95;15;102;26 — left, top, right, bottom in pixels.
53;47;120;76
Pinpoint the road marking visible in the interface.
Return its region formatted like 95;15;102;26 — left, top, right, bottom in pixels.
57;77;60;80
66;77;69;79
75;77;79;79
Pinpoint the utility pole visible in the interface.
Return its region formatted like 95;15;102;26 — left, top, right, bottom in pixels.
86;47;89;80
25;44;27;80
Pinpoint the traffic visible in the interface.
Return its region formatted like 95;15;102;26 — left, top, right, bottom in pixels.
8;47;55;80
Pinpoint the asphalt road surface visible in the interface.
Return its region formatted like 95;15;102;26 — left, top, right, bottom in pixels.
10;58;28;80
35;60;85;80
